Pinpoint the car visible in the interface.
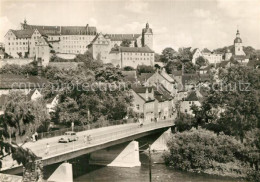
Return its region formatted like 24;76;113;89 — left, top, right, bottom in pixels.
58;131;78;143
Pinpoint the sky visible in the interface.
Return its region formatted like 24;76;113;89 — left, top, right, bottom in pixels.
0;0;260;53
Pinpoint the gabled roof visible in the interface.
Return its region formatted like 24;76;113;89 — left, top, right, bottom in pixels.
159;70;175;83
46;94;58;104
191;48;200;56
138;73;154;83
0;74;48;89
26;89;41;100
106;34;141;41
10;29;34;39
120;46;154;53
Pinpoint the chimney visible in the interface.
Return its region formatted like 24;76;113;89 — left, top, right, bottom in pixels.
37;58;42;77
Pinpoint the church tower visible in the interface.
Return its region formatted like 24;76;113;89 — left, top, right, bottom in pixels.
234;30;245;56
142;23;153;49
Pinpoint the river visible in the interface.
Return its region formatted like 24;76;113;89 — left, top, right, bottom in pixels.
73;153;244;182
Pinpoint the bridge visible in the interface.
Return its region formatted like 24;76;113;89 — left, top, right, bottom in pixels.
1;119;175;175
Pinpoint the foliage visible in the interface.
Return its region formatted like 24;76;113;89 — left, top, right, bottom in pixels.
160;47;178;63
123;66;134;71
137;65;155;75
0;61;38;76
195;56;207;67
120;39;131;47
163;128;248;175
178;47;192;62
0;92;49;168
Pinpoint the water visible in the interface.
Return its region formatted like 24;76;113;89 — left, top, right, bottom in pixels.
73;153;243;182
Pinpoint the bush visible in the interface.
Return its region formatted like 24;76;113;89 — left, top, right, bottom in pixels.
163;128;248;175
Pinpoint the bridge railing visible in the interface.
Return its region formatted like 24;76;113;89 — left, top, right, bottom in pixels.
31;119;174;157
12;119;135;144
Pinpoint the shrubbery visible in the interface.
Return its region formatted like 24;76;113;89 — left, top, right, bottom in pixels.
163;128;250;177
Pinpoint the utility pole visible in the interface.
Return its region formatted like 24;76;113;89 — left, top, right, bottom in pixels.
148;144;152;182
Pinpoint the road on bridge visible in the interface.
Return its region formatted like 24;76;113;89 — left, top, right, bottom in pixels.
1;119;175;171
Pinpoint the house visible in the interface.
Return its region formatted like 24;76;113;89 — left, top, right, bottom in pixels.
140;68;177;96
27;89;42;101
46;95;59;113
0;74;48;96
179;91;202;115
131;86;155;122
153;84;175;119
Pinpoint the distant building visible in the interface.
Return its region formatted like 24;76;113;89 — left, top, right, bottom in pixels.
192;48;223;65
27;89;42;101
179;91;201;115
224;29;249;64
88;23;154;67
131;86;155;122
0;74;48;96
46;94;59;113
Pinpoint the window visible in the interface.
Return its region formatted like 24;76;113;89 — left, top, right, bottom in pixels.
189;101;191;104
185;109;187;113
136;104;140;110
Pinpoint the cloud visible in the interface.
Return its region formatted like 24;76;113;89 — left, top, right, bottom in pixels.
125;0;148;13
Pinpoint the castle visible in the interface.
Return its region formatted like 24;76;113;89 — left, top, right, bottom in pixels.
4;20;154;68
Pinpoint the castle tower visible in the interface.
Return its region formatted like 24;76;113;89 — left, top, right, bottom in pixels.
142;23;153;49
234;30;245;56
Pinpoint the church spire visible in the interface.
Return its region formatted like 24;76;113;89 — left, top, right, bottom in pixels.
236;29;240;38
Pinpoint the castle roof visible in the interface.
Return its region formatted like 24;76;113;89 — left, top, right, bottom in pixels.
106;34;141;41
10;29;34;39
22;23;97;36
120;46;154;53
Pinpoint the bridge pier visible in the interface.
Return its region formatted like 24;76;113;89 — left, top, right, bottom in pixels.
89;141;141;167
47;162;73;182
150;128;171;151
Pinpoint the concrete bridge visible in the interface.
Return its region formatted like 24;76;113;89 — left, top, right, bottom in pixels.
1;119;175;175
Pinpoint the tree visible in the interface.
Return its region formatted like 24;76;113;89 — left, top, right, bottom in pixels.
137;65;155;74
123;66;134;71
195;56;207;67
120;39;131;47
178;47;192;62
160;47;178;63
0;92;49;168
